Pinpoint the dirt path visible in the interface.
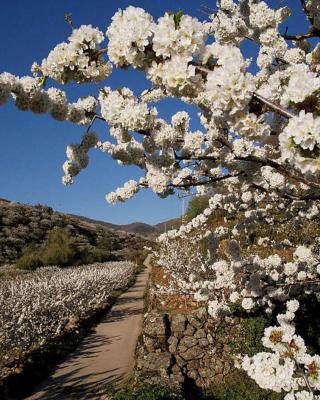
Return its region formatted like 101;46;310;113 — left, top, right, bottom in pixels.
26;256;152;400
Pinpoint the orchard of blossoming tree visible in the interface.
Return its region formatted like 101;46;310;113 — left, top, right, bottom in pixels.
2;0;320;398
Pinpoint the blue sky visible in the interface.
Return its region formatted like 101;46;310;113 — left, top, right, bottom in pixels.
0;0;308;224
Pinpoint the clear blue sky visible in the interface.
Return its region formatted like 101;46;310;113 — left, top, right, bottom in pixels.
0;0;307;225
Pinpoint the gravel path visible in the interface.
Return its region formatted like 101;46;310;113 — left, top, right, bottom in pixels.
26;256;152;400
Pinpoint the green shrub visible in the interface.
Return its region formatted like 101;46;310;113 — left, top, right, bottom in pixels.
96;232;112;252
185;195;209;221
80;247;119;264
106;381;180;400
16;243;43;270
204;372;282;400
16;228;79;269
41;228;78;267
126;248;149;267
16;227;129;269
16;252;43;270
235;314;272;356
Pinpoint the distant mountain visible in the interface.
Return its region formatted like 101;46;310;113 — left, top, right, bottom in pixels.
68;214;158;237
68;214;180;238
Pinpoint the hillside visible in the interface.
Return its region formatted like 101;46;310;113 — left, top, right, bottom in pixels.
0;199;149;265
68;214;158;237
70;213;180;238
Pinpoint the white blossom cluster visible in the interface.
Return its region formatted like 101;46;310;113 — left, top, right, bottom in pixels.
68;96;98;125
0;262;134;361
62;131;98;185
37;25;112;84
106;180;139;203
239;301;320;398
203;44;255;117
0;72;98;124
280;111;320;173
152;13;207;59
107;6;155;68
99;87;157;132
157;228;320;315
107;6;207;69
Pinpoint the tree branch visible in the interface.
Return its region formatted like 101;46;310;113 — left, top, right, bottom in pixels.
252;93;294;119
283;32;320;41
276;279;320;287
170;172;241;189
175;155;217;161
236;155;320;189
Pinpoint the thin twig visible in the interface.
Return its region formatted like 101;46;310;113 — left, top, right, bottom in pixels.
252;93;294;119
236;155;320;189
276;279;320;287
170;172;242;188
283;32;320;41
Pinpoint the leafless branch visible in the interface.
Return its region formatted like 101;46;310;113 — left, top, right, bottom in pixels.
283;31;320;41
170;172;242;189
236;155;320;189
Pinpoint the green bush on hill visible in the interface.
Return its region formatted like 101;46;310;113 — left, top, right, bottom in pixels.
16;243;44;270
16;227;124;270
185;195;209;221
41;227;78;267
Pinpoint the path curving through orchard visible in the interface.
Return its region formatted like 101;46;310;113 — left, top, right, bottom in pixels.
26;255;152;400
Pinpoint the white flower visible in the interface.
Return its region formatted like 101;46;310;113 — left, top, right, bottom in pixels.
297;271;307;281
208;300;221;318
284;263;298;277
262;325;295;351
279;111;320;173
41;25;111;84
286;300;299;314
153;13;207;59
241;297;254;310
107;6;155;68
281;63;319;108
285;391;314;400
261;166;285;189
240;352;295;392
294;246;313;263
306;354;320;389
99;87;156;132
241;191;253;203
161;56;200;90
205;44;254;116
229;291;240;303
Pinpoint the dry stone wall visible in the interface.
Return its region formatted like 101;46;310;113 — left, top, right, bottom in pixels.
135;308;238;390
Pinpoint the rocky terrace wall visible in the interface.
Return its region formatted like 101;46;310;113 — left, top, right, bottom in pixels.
135;308;238;390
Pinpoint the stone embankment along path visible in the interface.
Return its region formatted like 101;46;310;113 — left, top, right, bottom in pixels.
26;255;152;400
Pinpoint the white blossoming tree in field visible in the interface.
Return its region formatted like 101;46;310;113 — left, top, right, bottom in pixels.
2;0;320;397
